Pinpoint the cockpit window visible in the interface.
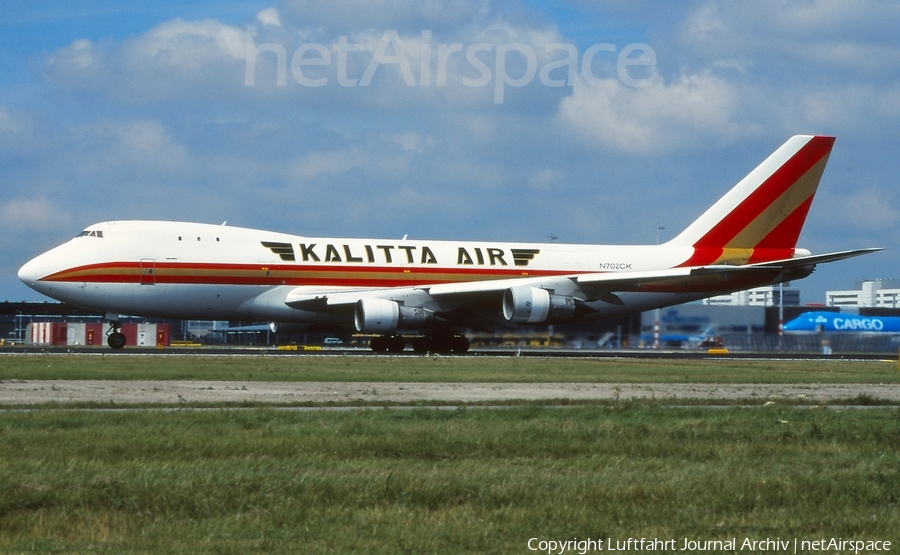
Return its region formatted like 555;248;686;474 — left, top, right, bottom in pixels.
76;230;104;238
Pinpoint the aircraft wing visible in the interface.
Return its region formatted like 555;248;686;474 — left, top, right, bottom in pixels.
574;247;883;293
425;247;883;300
284;248;882;312
284;287;385;311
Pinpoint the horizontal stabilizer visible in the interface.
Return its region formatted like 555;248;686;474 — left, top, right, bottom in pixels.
741;247;883;269
574;248;882;294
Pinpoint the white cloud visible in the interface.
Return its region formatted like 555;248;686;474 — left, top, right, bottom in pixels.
42;38;109;87
117;120;188;166
757;0;900;36
0;198;71;232
385;131;436;153
773;84;900;133
0;105;47;157
800;42;900;73
529;168;564;191
557;71;756;153
289;138;429;183
281;0;484;33
0;105;24;145
72;120;189;173
43;18;255;100
680;0;900;65
291;148;364;181
656;0;900;142
132;18;252;63
41;8;576;111
256;8;281;27
55;38;99;69
821;188;900;231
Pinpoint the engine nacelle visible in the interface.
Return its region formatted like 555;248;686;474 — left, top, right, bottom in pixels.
354;298;398;333
547;294;577;321
502;286;576;323
354;298;434;333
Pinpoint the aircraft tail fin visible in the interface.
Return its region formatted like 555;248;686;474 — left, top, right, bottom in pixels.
669;135;835;266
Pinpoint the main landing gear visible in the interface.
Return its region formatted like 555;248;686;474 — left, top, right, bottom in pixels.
368;333;470;354
106;318;126;349
368;334;406;353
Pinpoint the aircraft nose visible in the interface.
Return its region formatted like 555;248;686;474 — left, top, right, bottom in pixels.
18;255;48;288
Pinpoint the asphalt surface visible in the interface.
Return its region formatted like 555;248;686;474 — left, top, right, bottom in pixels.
1;345;897;360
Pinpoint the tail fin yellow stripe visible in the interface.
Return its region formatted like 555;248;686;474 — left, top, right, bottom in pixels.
672;135;834;267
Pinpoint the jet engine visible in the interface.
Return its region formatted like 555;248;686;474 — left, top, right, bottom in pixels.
354;298;434;333
502;286;576;323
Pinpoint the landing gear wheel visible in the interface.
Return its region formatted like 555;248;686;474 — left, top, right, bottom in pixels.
386;335;406;353
377;334;468;354
411;337;430;353
370;335;405;353
421;333;469;354
431;334;453;353
450;335;470;353
107;332;126;350
369;336;389;352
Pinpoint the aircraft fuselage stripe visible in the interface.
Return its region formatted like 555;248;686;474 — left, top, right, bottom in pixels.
41;261;575;287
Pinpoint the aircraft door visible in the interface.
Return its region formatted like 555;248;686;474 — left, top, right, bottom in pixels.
140;258;156;285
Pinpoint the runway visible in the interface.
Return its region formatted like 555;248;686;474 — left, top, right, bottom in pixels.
2;380;898;405
1;345;896;361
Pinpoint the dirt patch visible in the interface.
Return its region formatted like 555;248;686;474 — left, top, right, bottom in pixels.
0;381;898;405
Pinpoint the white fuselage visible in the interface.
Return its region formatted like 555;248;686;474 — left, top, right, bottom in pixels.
19;220;722;326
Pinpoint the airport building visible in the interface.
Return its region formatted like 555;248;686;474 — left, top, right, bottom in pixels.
0;302;177;347
27;322;171;347
702;284;800;307
826;279;900;308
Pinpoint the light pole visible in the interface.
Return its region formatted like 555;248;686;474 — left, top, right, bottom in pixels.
15;311;23;344
778;281;784;352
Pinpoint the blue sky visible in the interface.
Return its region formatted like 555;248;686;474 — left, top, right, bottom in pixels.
2;0;899;303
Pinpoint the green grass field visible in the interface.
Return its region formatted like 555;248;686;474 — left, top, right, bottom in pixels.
2;353;899;383
1;354;898;552
1;406;898;554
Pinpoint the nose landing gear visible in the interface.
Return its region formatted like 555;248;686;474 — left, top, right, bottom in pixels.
105;315;126;349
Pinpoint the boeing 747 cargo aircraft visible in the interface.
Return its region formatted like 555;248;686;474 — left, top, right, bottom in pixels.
18;135;880;352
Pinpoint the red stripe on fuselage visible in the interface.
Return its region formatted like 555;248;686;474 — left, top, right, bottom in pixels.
41;261;576;288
